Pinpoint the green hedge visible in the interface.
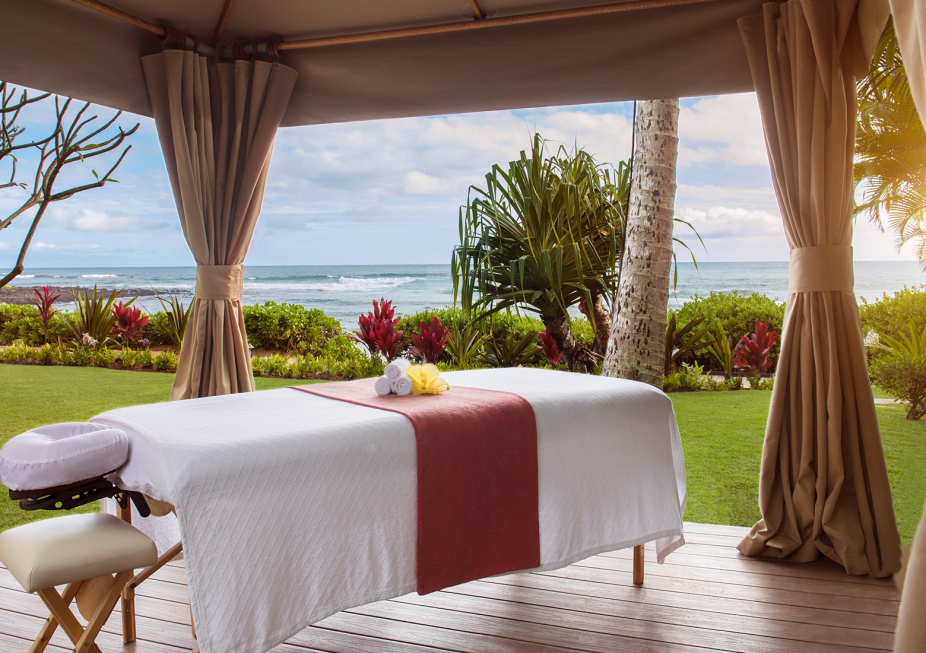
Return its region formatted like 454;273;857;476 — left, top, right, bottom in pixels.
675;291;786;372
860;286;926;343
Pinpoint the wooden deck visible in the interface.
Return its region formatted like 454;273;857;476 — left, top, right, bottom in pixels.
0;523;899;652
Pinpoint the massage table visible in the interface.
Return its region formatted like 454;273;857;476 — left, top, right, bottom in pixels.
28;368;686;653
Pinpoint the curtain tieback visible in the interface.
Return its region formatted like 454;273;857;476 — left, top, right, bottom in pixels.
788;246;853;293
195;264;244;300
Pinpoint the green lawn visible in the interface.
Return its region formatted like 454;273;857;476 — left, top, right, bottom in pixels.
1;365;923;546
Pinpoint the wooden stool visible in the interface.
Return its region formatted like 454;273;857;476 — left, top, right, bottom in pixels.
0;513;156;653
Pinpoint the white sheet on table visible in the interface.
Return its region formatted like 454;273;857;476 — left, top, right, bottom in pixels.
92;368;686;653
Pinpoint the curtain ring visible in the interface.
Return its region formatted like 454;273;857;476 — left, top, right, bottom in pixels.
233;42;246;60
265;39;283;60
156;25;186;50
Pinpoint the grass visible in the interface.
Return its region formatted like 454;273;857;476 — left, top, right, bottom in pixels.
0;365;309;530
1;366;923;547
673;389;926;545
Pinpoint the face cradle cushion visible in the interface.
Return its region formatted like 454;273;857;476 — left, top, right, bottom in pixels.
0;423;128;492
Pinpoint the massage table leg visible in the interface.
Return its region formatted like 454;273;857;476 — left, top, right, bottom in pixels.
116;501;186;644
633;544;644;585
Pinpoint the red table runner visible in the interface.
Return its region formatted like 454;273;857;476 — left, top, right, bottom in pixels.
291;378;540;594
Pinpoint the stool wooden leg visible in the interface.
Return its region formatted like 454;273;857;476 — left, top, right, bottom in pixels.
633;544;645;585
75;570;133;652
35;587;102;653
30;582;82;653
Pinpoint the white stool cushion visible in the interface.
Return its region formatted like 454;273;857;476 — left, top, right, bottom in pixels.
0;423;128;491
0;513;156;592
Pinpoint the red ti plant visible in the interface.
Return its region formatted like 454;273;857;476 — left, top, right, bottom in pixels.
538;328;563;366
350;298;406;362
111;301;150;346
409;317;450;363
31;286;61;345
371;320;406;363
732;320;778;377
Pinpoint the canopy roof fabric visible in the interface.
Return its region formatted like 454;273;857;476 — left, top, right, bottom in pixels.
2;0;764;126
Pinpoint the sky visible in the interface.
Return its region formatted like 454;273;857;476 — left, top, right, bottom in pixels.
0;89;917;269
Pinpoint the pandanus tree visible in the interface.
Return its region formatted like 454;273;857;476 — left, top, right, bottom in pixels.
452;134;629;372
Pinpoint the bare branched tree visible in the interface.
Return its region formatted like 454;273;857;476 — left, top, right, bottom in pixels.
0;81;139;288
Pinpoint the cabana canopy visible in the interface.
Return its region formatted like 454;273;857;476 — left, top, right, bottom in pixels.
0;0;911;587
1;0;769;125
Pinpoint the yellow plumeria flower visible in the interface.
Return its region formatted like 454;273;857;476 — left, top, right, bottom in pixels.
405;363;450;395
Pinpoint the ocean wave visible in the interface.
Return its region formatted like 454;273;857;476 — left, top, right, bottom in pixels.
80;274;117;278
19;274;35;278
246;276;419;293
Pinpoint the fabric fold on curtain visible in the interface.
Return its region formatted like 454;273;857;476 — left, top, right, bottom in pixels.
142;51;297;400
735;0;901;578
883;0;926;647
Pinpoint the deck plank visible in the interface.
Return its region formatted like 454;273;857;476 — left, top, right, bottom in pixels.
0;523;898;652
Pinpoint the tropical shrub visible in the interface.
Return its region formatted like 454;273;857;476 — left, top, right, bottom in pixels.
860;286;926;366
704;319;734;379
349;298;406;362
67;285;123;348
242;301;341;353
91;347;117;368
445;324;487;370
675;291;785;370
732;321;778;389
252;354;289;378
538;328;562;365
112;301;150;346
32;286;60;345
663;362;707;392
141;311;176;346
409;317;450;364
482;330;539;368
397;307;469;336
153;350;179;372
665;312;712;375
155;293;192;350
868;321;926;419
0;303;75;346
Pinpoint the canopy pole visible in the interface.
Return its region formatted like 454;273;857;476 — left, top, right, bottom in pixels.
279;0;723;51
71;0;722;57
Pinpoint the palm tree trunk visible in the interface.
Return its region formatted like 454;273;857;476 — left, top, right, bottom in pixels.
602;99;679;387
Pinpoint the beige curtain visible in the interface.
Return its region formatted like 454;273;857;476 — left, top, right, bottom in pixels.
735;0;901;578
885;0;926;648
142;51;297;400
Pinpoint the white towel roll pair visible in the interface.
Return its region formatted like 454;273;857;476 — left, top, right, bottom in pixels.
380;358;413;395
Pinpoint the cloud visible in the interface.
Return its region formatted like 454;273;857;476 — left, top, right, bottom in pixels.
0;242;8;250
267;106;633;207
675;206;784;240
678;94;768;167
344;206;394;223
49;209;168;232
33;242;100;250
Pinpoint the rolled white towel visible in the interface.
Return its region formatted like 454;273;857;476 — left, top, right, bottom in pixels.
373;376;393;396
384;358;411;380
390;375;413;396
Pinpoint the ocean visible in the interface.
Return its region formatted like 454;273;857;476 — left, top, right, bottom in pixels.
6;261;923;331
